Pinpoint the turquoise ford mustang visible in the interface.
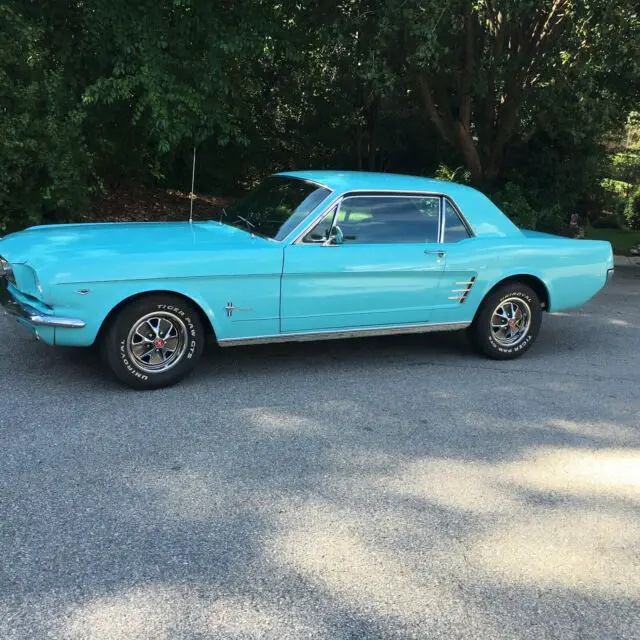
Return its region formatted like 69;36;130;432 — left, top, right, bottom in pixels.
1;171;614;389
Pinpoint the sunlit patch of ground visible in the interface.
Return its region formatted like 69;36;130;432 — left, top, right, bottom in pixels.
63;585;178;640
546;418;639;440
242;407;325;435
470;509;640;597
511;447;640;500
370;446;640;597
62;586;324;640
269;502;513;637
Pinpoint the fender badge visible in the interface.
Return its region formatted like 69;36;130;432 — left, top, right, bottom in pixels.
225;302;253;317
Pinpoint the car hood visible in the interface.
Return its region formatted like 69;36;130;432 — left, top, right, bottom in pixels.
0;221;270;283
0;221;264;263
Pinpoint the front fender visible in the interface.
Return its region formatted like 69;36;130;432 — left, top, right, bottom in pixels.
51;281;222;347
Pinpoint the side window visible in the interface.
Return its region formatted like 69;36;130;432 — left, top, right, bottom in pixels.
303;207;336;243
443;200;471;243
337;195;440;244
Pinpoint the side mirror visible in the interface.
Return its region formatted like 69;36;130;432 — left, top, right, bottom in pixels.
327;225;343;245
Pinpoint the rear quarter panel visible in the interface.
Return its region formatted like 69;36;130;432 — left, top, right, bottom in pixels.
430;234;612;324
496;235;613;312
471;235;612;314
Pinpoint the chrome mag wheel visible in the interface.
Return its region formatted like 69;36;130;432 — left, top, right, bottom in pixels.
490;297;532;348
126;311;189;373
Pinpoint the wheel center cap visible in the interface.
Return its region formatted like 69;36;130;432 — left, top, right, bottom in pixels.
153;338;166;349
508;319;517;330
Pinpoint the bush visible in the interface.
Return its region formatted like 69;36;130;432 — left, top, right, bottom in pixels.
492;183;537;228
433;164;471;185
591;213;624;229
0;6;90;235
491;182;565;231
624;188;640;230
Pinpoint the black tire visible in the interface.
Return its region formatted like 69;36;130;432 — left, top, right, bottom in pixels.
101;294;205;390
469;282;542;360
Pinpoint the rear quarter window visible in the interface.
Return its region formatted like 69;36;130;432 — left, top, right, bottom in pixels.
443;200;471;242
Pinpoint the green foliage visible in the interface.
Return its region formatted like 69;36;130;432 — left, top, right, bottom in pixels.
624;188;640;231
492;183;564;232
492;183;539;230
0;0;639;232
585;227;640;256
600;113;640;227
392;0;640;186
601;178;633;198
610;152;640;189
433;164;471;185
591;214;624;230
0;4;89;233
80;1;272;152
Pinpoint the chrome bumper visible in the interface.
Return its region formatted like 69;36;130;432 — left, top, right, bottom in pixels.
0;279;85;328
607;268;615;283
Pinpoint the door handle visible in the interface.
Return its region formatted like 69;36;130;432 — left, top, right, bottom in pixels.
425;250;446;258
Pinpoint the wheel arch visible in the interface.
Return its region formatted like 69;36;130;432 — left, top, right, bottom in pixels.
478;274;551;314
97;289;217;342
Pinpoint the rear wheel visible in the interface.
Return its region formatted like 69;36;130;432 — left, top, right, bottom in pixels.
469;282;542;360
101;294;205;389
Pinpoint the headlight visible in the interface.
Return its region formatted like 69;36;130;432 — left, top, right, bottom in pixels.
1;259;44;298
0;257;16;285
11;263;43;298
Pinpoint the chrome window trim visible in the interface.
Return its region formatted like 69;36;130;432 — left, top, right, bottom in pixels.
224;175;334;245
442;196;475;241
335;193;442;245
293;190;444;246
218;320;471;347
276;177;335;244
289;193;344;245
438;197;445;243
290;189;474;246
298;201;341;245
274;174;333;191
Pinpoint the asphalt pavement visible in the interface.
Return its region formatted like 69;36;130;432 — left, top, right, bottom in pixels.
1;268;639;639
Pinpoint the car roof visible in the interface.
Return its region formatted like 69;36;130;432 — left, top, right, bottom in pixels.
277;170;465;195
276;170;522;238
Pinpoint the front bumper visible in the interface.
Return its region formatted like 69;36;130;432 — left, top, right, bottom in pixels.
1;278;85;329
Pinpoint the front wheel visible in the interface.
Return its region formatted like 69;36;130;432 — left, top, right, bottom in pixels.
469;282;542;360
101;294;205;389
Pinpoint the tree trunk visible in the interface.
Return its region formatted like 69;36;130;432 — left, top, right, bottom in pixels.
414;1;572;187
417;74;484;184
454;122;483;184
365;96;381;171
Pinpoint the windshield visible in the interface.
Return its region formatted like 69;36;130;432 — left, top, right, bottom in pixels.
223;176;330;240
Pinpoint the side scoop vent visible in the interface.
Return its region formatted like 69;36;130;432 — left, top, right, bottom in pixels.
448;276;476;304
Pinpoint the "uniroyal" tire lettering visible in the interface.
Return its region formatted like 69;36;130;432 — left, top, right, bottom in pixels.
119;339;148;380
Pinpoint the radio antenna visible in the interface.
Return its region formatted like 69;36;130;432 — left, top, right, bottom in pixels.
189;146;196;224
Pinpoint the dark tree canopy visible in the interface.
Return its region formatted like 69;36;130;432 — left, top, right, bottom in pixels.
1;0;639;232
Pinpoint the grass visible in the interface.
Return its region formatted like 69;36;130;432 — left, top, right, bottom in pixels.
585;227;640;256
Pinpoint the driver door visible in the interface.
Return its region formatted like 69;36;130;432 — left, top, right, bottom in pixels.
281;194;445;332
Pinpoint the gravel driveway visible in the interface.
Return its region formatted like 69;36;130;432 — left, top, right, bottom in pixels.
1;268;639;639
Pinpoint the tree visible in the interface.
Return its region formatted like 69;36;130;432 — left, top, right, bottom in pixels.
0;3;89;232
400;0;640;185
2;0;639;233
